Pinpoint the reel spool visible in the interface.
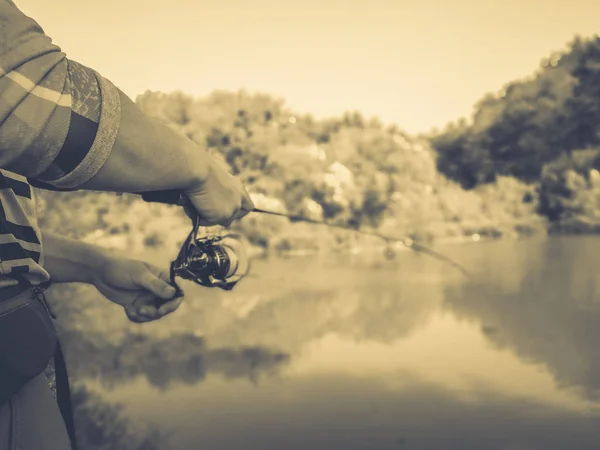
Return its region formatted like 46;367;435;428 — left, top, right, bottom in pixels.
169;214;250;295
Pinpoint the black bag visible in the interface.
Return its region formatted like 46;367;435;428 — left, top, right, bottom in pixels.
0;278;78;450
0;280;57;405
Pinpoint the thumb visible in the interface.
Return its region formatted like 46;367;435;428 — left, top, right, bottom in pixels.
136;265;177;299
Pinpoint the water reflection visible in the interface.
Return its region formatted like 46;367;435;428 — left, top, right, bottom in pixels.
96;355;600;450
61;330;290;391
152;253;447;353
444;236;600;402
71;383;173;450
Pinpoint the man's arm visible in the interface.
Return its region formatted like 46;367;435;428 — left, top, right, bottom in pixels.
42;231;181;322
41;232;112;284
0;0;210;194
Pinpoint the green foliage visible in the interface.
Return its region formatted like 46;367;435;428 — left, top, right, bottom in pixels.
431;35;600;188
538;148;600;231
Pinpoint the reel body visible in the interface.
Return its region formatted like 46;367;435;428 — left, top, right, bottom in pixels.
168;214;249;296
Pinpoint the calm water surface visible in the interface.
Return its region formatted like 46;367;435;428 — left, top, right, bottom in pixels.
79;236;600;449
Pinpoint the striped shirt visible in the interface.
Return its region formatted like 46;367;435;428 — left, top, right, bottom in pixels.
0;0;121;287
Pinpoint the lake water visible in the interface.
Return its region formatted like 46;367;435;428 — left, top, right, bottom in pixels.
78;236;600;450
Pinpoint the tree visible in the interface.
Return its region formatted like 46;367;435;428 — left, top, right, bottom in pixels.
430;35;599;188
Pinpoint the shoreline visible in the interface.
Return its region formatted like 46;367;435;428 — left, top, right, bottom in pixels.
251;230;552;258
83;216;600;261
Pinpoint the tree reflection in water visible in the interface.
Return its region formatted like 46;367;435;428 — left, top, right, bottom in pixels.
47;318;290;449
60;330;290;391
443;237;600;402
72;383;173;450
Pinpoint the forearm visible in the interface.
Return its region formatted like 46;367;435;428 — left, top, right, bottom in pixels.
77;89;211;194
41;232;112;284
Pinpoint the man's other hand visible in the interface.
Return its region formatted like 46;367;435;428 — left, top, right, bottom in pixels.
93;257;182;323
183;157;254;227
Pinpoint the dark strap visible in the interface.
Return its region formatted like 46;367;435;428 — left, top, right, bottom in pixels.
55;341;78;450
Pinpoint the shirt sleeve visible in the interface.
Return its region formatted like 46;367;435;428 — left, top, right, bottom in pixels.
0;0;121;188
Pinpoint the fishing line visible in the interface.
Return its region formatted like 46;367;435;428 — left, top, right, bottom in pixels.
251;207;471;276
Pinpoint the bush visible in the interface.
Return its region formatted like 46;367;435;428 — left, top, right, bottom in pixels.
539;148;600;231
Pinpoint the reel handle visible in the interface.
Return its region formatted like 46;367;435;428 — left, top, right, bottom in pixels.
141;189;186;205
141;189;199;224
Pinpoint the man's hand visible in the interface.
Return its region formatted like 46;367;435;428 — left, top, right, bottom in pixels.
93;257;182;323
184;157;255;227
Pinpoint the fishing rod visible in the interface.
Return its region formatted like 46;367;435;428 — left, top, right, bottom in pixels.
141;190;470;297
252;207;470;276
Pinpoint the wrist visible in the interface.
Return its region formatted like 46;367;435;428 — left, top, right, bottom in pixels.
85;248;116;286
66;243;115;286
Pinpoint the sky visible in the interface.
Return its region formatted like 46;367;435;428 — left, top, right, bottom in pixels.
14;0;600;135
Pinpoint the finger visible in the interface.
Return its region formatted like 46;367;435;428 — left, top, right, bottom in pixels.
125;306;151;323
135;266;178;299
212;157;233;174
157;295;184;317
133;302;164;323
197;217;217;227
199;210;237;228
237;208;251;220
221;209;239;227
241;191;255;215
147;264;175;287
235;205;251;221
225;197;249;224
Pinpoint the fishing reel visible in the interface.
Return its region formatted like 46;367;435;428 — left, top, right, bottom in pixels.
141;190;250;296
169;214;249;294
